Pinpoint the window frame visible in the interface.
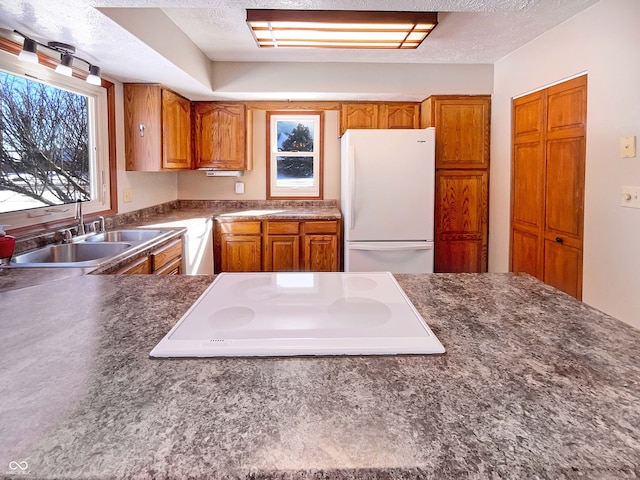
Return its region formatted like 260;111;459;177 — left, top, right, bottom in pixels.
266;110;324;200
0;37;117;234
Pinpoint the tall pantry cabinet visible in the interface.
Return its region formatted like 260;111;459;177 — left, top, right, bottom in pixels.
420;95;491;273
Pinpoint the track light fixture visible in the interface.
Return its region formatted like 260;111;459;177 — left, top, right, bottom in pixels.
18;37;39;63
14;30;102;86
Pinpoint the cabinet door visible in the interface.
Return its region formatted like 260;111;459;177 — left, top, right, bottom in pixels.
380;103;420;129
430;97;490;169
340;103;379;135
193;103;249;170
264;235;300;271
263;221;300;272
220;235;261;272
303;234;338;272
435;170;488;273
161;90;191;170
124;84;162;171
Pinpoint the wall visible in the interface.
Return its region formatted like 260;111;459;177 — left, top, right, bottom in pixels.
113;81;178;213
177;110;342;202
209;63;494;102
490;0;640;327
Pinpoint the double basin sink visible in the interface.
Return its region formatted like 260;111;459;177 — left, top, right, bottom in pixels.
9;229;174;268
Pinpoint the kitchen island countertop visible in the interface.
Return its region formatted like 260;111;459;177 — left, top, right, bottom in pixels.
1;273;639;479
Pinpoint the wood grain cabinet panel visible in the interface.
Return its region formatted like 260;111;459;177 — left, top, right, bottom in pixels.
421;95;491;273
435;170;488;273
264;221;301;272
510;75;586;299
113;255;150;275
193;102;253;170
111;238;183;275
340;103;379;134
303;234;338;272
340;102;420;135
124;84;191;171
215;220;340;273
421;96;490;169
379;103;420;129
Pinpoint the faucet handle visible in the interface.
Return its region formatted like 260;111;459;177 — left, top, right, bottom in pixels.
60;228;73;243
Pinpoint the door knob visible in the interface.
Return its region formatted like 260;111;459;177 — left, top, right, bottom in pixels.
555;237;563;243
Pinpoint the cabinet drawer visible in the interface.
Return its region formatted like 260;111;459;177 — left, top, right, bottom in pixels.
151;239;182;271
218;221;261;235
154;256;182;275
266;221;300;235
113;256;150;274
304;221;339;234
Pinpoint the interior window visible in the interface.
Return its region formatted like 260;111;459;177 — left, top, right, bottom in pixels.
0;46;114;231
266;111;324;199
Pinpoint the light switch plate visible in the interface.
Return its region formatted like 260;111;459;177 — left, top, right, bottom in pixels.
621;136;636;158
235;181;245;194
123;188;133;203
621;186;640;209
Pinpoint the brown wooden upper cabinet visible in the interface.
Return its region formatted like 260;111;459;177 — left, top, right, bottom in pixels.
421;95;491;273
421;96;490;169
192;102;253;170
124;84;191;171
340;102;420;136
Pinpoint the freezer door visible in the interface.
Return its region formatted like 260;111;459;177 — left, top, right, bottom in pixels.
341;128;435;242
345;241;434;273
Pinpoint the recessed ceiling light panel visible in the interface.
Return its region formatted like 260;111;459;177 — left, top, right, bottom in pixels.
247;10;438;49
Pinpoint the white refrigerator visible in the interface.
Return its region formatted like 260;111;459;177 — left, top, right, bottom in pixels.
341;128;435;273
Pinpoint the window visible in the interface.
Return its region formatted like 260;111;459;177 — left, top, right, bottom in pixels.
0;43;114;231
266;111;323;199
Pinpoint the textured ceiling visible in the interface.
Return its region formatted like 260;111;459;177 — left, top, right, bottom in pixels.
0;0;600;99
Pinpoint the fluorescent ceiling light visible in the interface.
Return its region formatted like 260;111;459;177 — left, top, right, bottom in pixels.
247;10;438;49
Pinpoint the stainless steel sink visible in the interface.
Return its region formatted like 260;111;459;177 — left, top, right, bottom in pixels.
83;229;171;243
11;242;133;267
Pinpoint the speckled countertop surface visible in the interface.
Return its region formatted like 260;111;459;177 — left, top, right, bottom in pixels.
1;201;342;288
1;273;639;479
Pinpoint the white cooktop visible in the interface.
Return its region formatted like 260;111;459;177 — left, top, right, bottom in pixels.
150;272;445;357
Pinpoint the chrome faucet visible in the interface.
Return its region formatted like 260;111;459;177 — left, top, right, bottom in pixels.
60;228;73;243
97;215;105;232
75;200;85;236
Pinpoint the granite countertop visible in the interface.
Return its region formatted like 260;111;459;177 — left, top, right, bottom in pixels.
1;273;639;479
1;201;341;289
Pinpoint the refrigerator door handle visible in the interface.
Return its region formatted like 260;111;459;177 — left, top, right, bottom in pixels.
349;243;433;251
349;145;356;230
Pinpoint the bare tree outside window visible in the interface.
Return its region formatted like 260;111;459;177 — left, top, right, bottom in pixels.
0;71;91;214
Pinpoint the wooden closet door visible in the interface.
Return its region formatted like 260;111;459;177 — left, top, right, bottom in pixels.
542;76;587;298
511;90;545;278
510;75;586;299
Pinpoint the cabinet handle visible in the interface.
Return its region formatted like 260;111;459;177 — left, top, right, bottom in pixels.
555;237;563;243
139;124;146;137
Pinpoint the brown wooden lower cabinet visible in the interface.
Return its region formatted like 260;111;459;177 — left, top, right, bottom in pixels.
114;255;151;274
435;169;488;272
215;219;340;273
112;238;183;275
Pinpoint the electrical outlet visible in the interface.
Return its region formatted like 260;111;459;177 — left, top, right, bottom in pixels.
621;186;640;209
123;188;133;203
